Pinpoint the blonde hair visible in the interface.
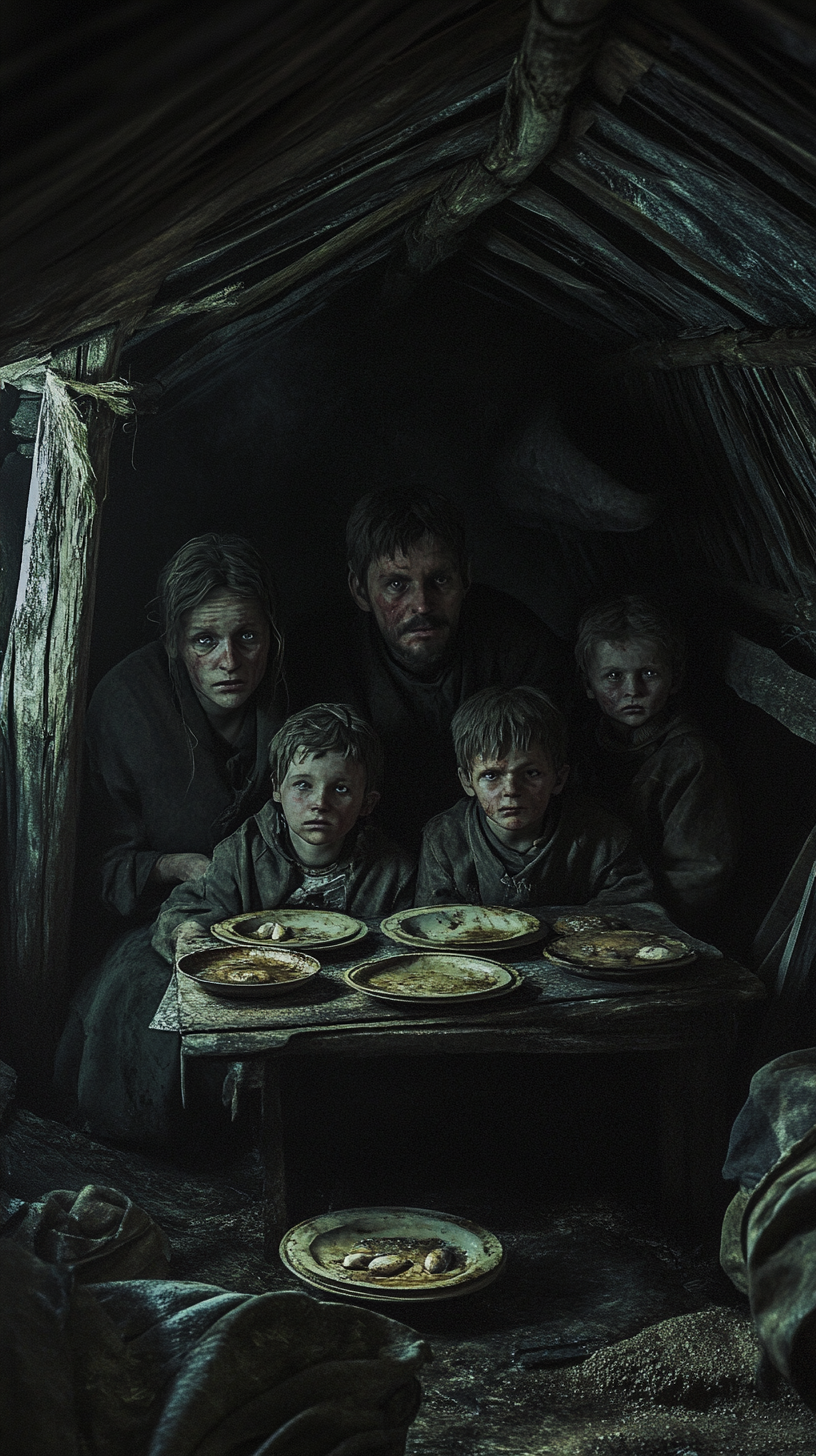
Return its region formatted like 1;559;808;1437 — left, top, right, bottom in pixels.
452;686;567;776
575;595;685;681
270;704;384;792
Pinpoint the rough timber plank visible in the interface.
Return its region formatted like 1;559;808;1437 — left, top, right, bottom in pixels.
0;328;122;1090
724;633;816;745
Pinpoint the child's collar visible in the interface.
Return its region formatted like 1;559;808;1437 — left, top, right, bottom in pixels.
596;707;673;752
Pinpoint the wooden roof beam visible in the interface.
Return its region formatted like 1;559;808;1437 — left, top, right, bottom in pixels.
388;0;611;289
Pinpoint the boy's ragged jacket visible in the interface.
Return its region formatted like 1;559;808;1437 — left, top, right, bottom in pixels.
153;803;415;961
416;790;654;909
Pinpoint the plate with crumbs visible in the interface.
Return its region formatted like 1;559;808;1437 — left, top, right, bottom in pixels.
211;908;367;949
345;952;524;1004
543;929;697;978
177;944;320;999
381;904;547;951
280;1206;505;1302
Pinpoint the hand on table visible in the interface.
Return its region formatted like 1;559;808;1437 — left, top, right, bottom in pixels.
152;852;212;885
173;918;214;959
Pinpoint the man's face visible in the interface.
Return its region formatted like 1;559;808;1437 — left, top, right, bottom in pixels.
273;750;379;859
460;741;569;848
180;590;270;723
585;637;675;734
349;533;467;672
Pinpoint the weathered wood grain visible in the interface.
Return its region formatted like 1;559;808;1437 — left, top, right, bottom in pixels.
604;329;816;374
724;634;816;745
0;329;122;1088
398;0;611;279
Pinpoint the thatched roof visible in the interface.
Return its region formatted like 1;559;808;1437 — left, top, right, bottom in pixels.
3;0;816;620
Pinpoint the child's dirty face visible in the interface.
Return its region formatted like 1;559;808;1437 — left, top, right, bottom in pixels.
585;637;675;730
273;750;378;854
460;741;568;840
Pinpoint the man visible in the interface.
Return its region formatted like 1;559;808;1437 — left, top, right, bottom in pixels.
286;488;569;849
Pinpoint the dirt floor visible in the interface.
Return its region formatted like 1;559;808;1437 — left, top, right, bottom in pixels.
3;1092;815;1456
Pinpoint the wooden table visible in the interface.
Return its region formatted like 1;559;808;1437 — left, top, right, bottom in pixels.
159;909;765;1255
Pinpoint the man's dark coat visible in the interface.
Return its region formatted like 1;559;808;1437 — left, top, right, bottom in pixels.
415;790;655;908
287;584;569;848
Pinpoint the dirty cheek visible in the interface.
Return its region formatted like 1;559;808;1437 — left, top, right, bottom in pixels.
182;651;209;693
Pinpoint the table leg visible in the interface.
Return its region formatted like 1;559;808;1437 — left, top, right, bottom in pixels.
658;1029;733;1237
261;1057;288;1259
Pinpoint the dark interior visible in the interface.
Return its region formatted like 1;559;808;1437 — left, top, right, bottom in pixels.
2;2;816;1449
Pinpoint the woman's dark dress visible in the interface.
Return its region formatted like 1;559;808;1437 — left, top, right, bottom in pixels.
56;641;280;1146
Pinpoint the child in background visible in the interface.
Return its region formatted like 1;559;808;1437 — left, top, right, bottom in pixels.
153;704;414;960
416;686;653;908
575;595;739;929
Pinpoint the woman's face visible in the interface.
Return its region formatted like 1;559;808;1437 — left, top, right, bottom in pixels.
179;590;270;722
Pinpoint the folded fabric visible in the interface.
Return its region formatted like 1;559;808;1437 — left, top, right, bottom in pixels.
0;1242;429;1456
1;1183;171;1281
720;1050;816;1408
741;1124;816;1409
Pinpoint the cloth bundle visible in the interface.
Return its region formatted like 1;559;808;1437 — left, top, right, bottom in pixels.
0;1182;171;1281
0;1241;428;1456
721;1049;816;1408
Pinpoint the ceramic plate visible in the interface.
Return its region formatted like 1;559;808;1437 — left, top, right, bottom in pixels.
211;908;366;949
381;904;545;950
543;928;697;978
177;944;320;999
345;952;524;1004
280;1206;505;1302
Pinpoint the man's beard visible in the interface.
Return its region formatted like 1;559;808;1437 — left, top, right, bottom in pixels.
390;614;452;671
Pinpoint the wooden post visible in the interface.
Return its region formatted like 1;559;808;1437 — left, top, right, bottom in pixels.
261;1057;288;1258
0;328;122;1098
657;1015;735;1237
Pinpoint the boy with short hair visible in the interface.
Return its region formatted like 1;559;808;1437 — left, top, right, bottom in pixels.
574;595;739;927
415;686;654;908
153;704;414;960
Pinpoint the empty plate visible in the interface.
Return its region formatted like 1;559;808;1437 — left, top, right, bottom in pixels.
345;952;523;1004
381;904;545;950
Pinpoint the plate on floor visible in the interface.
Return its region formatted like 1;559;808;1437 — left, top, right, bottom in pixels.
543;929;697;978
211;908;367;949
345;952;524;1004
177;944;320;998
381;904;547;951
280;1206;505;1302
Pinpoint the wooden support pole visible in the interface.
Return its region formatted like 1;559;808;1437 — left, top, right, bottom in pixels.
0;328;123;1097
261;1057;288;1259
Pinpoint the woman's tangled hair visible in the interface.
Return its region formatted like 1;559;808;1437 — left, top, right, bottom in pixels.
157;533;283;700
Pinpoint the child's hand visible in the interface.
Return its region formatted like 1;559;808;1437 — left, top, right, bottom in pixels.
153;852;212;885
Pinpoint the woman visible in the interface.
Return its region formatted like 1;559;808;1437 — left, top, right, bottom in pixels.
56;533;284;1145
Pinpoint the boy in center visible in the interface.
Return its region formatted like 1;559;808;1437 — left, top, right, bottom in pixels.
416;686;654;908
153;703;414;960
